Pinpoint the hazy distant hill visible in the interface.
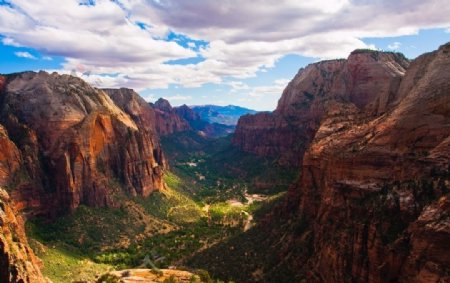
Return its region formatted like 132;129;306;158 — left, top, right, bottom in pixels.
191;105;258;126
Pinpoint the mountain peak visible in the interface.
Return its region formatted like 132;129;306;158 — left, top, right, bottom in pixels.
154;97;173;112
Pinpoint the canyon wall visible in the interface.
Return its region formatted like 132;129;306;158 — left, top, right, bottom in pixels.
0;187;47;283
294;43;450;282
233;50;409;166
151;98;191;135
0;72;165;216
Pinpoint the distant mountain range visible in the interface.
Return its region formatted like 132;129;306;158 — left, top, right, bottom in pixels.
150;98;236;138
190;105;258;126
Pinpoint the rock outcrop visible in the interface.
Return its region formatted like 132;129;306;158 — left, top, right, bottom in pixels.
108;269;199;283
196;43;450;283
0;71;165;215
175;104;202;122
104;88;166;168
152;98;191;135
0;187;47;283
292;43;450;283
233;50;409;166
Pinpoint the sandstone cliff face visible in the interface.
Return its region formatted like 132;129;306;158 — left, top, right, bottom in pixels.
290;43;450;282
104;88;166;168
0;71;165;215
233;51;409;166
0;187;47;283
175;104;201;122
152;98;191;135
0;124;21;189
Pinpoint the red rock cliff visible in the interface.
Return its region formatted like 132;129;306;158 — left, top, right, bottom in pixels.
287;43;450;282
0;187;47;283
152;98;191;135
0;72;165;215
233;51;409;166
104;88;166;168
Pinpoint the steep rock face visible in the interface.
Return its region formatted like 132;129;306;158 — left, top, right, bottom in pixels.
233;51;409;166
175;104;201;122
0;72;165;215
0;187;47;283
104;88;157;132
0;124;21;188
293;43;450;282
152;98;191;135
104;88;166;168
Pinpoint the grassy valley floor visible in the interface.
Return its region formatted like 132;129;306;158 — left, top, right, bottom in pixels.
26;132;297;283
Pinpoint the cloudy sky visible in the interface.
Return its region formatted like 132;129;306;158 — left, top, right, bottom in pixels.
1;0;450;110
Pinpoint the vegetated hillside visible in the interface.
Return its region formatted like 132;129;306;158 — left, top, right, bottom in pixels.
25;131;293;282
161;132;298;198
191;43;450;282
191;105;258;126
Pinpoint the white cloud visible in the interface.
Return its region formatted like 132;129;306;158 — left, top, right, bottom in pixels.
14;51;36;59
142;94;157;102
228;81;250;92
248;79;290;97
164;94;192;101
1;0;450;92
388;42;402;50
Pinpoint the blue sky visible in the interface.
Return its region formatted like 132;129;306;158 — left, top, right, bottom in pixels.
1;1;449;110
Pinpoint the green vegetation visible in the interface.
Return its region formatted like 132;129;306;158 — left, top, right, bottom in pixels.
135;172;203;224
26;132;298;283
162;133;297;202
28;240;111;283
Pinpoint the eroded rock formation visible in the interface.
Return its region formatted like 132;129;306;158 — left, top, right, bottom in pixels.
293;43;450;283
152;98;191;135
0;187;47;283
0;72;165;215
233;50;409;166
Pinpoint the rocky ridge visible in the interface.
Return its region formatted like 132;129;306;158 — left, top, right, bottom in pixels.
152;98;234;138
293;43;450;282
194;43;450;282
232;50;409;166
151;98;191;136
0;71;165;215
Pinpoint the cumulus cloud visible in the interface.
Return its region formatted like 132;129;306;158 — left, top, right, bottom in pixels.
230;78;291;110
1;0;450;91
388;42;402;50
247;79;291;98
164;94;192;101
14;51;36;59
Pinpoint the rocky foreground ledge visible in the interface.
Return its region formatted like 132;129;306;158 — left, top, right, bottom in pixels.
107;269;199;283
